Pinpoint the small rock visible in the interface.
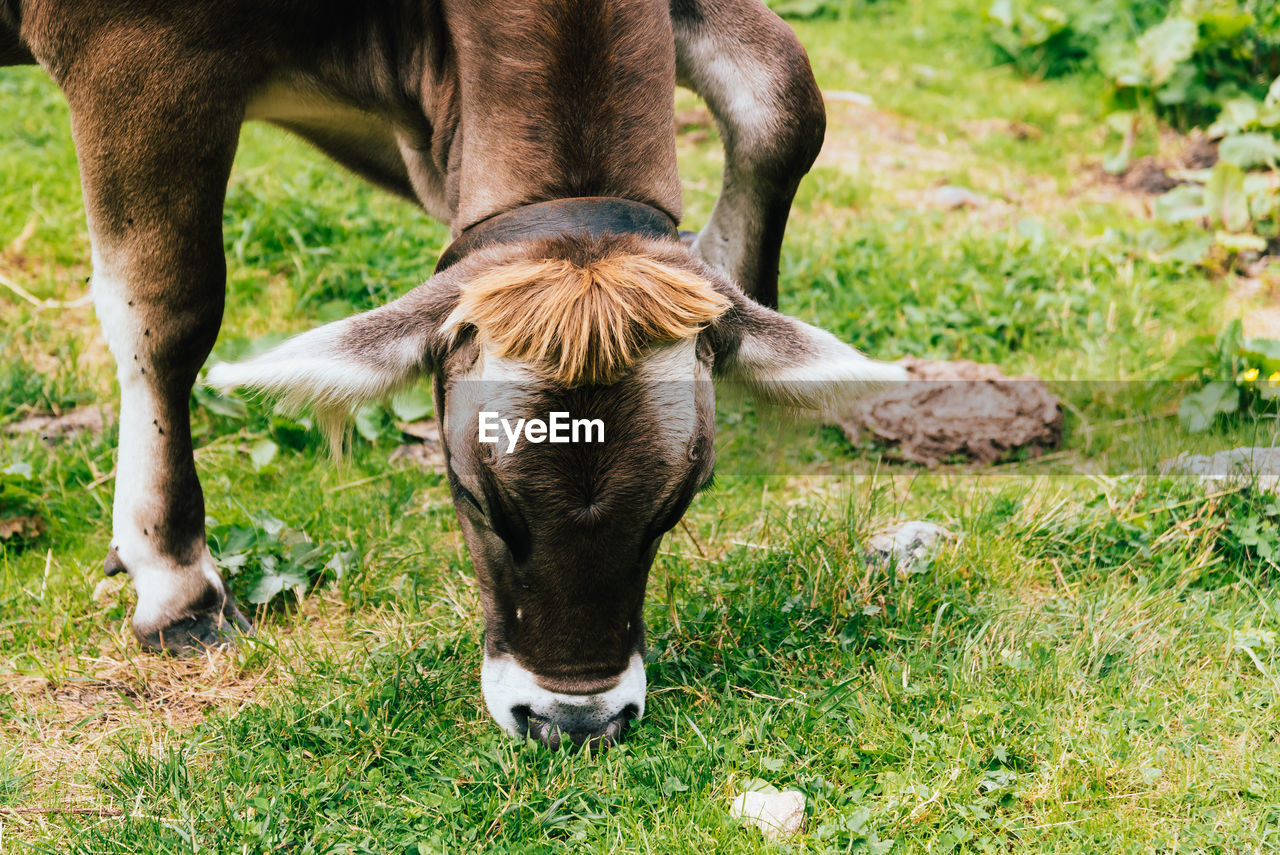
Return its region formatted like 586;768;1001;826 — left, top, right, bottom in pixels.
865;520;955;572
924;184;987;210
1160;447;1280;495
4;406;107;445
729;789;805;839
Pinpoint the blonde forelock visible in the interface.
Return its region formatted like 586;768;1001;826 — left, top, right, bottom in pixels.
447;251;729;386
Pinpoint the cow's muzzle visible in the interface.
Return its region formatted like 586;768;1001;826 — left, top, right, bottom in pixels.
481;652;646;749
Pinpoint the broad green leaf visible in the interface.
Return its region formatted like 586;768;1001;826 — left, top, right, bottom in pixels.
1209;97;1261;137
391;385;434;422
1213;231;1267;253
1099;48;1146;88
1155;62;1197;106
216;552;251;574
660;776;689;795
355;402;391;441
250;510;287;536
1240;340;1280;376
193;384;249;420
1102;147;1130;175
1242;338;1280;362
1137;18;1197;87
249;438;279;470
249;568;307;605
1153;184;1209;224
1178;380;1239;432
1218;133;1280;169
1157;232;1213;265
1205;162;1251;232
1164;333;1218;379
1257;101;1280;128
986;0;1014;27
1;461;32;478
325;549;357;581
248;570;286;604
1103;111;1136;135
1197;8;1254;41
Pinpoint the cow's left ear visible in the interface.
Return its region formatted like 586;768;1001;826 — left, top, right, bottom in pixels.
205;273;461;447
704;278;906;416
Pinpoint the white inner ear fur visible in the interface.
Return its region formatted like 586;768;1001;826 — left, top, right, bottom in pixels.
727;317;907;416
205;308;431;449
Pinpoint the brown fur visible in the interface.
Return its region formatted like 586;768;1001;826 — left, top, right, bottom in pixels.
446;250;729;386
4;0;832;723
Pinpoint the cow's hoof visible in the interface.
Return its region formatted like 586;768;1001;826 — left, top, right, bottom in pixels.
108;544;254;655
134;599;252;655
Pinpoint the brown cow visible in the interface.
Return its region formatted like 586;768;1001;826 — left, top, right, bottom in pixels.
2;0;904;748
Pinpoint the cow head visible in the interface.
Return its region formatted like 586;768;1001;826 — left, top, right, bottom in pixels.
207;234;904;748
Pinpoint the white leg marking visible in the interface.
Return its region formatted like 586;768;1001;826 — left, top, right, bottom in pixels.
93;256;223;629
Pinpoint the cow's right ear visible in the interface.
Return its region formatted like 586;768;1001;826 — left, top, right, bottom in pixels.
205;273;461;446
703;272;905;416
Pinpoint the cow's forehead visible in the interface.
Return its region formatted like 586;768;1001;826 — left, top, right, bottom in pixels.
444;337;710;489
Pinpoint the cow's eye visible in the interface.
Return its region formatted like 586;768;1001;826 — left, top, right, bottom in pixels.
456;482;484;514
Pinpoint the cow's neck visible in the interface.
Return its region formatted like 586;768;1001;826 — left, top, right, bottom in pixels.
443;0;681;232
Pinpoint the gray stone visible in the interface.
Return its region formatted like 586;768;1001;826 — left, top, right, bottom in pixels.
865;520;956;572
1160;446;1280;494
729;789;806;839
924;184;988;210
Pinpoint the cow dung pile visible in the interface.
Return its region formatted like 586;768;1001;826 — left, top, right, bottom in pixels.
838;357;1063;466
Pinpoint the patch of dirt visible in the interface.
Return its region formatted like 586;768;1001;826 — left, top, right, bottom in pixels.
959;118;1043;142
838;357;1063;466
1102;130;1219;196
811;95;1233;234
0;651;268;808
675;107;714;144
0;594;365;813
818;98;963;179
4;405;110;444
390;419;446;474
0;514;44;541
813;98;1123;228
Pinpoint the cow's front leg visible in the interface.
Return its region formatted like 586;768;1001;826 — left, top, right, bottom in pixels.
672;0;826;308
58;54;252;652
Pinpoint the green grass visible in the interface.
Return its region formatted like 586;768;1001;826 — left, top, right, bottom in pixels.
3;2;1280;852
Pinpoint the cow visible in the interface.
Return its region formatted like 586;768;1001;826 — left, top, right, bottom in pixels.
1;0;906;749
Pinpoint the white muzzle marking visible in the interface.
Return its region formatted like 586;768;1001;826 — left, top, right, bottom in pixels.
481;652;646;738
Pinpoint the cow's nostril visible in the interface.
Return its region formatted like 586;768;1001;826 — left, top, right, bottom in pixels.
514;706;636;751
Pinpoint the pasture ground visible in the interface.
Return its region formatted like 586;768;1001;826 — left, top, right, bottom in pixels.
2;2;1279;851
